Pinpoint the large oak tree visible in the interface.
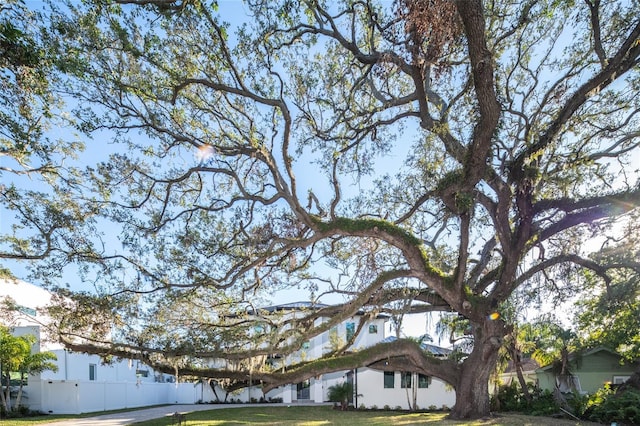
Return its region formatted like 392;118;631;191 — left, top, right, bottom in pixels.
3;0;640;419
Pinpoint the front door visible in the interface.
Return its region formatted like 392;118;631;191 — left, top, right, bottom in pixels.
346;371;354;404
296;379;310;400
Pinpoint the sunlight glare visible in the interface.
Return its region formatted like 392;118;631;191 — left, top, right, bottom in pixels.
196;144;216;162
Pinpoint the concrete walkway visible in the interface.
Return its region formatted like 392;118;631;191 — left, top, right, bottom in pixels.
37;402;326;426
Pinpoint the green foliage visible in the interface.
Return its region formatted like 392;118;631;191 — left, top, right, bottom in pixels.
575;220;640;362
327;382;353;410
0;326;57;412
326;328;345;353
566;392;590;418
491;382;558;416
0;327;32;412
584;386;640;425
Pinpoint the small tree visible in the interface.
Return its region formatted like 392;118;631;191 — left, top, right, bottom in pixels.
0;327;30;413
15;351;57;409
327;381;353;411
0;327;57;413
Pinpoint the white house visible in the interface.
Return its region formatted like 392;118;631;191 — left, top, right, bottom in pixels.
355;337;455;410
227;302;456;410
1;279;456;412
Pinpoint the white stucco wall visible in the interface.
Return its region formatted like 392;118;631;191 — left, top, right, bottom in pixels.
356;368;455;410
32;380;200;414
42;350;168;383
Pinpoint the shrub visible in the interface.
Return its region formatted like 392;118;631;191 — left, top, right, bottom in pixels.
327;382;353;411
585;386;640;425
0;406;44;419
491;381;558;416
566;391;589;417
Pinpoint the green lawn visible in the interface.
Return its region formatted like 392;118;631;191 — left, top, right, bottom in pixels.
0;404;171;426
1;406;603;426
127;406;600;426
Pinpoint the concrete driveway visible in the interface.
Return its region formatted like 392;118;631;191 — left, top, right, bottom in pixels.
40;402;324;426
37;402;325;425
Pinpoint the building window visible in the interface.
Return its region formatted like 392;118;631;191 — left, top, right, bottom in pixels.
368;324;378;334
346;322;355;341
17;305;37;316
383;371;394;388
401;372;412;388
302;341;310;350
136;369;149;378
613;376;631;385
418;374;430;388
89;364;97;381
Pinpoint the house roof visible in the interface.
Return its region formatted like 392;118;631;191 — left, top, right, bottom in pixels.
380;336;452;357
535;347;627;373
503;358;540;374
256;301;330;312
250;301;390;318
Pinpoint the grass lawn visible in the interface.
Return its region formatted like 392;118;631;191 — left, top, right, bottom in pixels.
124;406;601;426
0;405;603;426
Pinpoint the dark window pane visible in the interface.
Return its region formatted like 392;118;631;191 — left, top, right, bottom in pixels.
384;371;394;388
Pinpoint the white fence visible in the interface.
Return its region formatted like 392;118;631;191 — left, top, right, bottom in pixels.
32;380;210;414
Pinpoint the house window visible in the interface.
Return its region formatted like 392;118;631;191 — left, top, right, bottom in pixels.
302;341;310;350
17;305;37;316
346;322;355;341
89;364;97;381
368;324;378;334
383;371;394;388
613;376;631;385
418;374;430;388
401;372;412;388
136;369;149;378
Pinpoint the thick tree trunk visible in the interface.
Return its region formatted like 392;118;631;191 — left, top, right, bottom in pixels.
449;320;504;419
